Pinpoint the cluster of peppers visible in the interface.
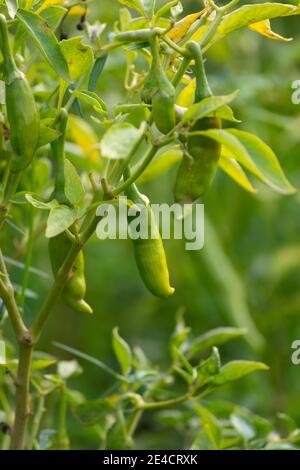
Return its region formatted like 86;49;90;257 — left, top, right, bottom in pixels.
0;14;92;314
136;36;221;296
0;11;221;305
49;109;93;314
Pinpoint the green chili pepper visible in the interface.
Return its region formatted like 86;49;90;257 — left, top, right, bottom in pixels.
51;108;70;205
0;14;39;172
49;233;93;314
174;42;221;203
127;181;174;298
142;36;175;134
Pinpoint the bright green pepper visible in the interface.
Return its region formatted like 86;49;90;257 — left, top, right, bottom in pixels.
127;182;174;298
174;42;221;203
49;232;93;314
0;14;39;172
51;108;70;205
142;36;175;134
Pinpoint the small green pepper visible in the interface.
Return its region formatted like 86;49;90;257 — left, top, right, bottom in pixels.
127;182;174;298
174;42;221;203
0;14;39;172
142;36;175;134
51;108;70;205
49;233;93;314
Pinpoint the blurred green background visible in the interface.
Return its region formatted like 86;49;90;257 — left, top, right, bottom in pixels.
11;0;300;448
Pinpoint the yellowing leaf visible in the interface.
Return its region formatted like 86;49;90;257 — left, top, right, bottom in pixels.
248;19;292;42
60;37;93;81
37;0;64;13
168;9;206;43
177;78;195;107
68;115;99;163
69;5;87;16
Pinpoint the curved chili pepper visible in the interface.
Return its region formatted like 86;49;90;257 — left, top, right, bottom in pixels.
127;182;174;298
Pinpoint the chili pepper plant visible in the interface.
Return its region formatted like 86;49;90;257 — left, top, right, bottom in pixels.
0;0;299;451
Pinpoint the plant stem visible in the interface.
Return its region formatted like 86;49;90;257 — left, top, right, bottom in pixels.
112;144;160;197
10;340;33;450
0;249;27;340
27;394;45;450
0;171;21;229
18;205;34;310
140;393;190;410
172;56;191;88
31;213;100;341
56;386;70;450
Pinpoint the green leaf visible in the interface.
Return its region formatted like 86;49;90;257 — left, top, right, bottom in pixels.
100;122;145;160
25;194;59;210
118;0;143;16
112;327;132;375
60;36;94;81
16;9;70;82
106;411;134;450
213;3;299;45
191;430;214;450
5;0;18;19
172;346;194;375
40;6;68;31
196;129;296;195
195;404;222;450
227;129;296;195
32;358;57;371
182;91;239;123
209;105;241;123
37;123;61;148
0;341;5;365
118;0;155;18
46;205;77;238
75;399;115;426
219;155;256;194
57;360;82;379
209;360;269;386
64;159;85;206
230;413;256;441
196;347;221;385
140;0;156;18
71;90;107;116
137;146;182;184
189;327;246;358
88;54;108;92
173;366;194;385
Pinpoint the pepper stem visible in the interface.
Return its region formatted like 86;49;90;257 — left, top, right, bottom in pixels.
0;14;19;80
186;41;211;102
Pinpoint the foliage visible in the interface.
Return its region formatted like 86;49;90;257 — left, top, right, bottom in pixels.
0;0;299;450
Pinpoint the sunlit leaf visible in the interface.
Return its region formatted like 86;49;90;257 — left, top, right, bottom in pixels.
167;9;206;43
17;9;70;81
112;327;132;375
219;155;256;193
100;122;145;160
248;19;293;42
60;37;93;81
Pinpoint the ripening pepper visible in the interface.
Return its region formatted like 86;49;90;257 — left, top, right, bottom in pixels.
174;41;221;203
0;14;39;172
49;233;93;314
127;182;174;298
